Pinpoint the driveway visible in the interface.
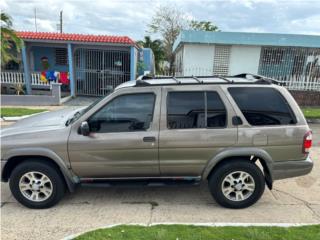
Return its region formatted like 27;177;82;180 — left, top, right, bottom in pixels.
1;124;320;240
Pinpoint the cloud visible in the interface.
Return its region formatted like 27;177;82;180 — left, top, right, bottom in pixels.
2;0;320;41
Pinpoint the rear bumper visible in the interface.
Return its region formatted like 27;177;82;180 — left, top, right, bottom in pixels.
272;156;313;181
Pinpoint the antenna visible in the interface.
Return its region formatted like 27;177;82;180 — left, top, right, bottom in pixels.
59;10;63;33
34;8;38;32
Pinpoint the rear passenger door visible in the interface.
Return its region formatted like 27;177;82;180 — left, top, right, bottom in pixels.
159;86;237;177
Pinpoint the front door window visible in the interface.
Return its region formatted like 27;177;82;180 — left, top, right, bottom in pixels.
88;93;155;133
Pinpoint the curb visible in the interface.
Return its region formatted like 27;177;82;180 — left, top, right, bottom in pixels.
307;118;320;124
2;111;49;122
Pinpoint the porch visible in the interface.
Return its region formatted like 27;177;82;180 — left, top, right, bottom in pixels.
1;32;138;99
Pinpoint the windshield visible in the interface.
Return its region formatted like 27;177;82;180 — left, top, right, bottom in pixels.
65;96;105;126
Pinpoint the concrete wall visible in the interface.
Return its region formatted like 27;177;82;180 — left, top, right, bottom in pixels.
182;44;215;75
179;44;261;76
290;90;320;106
1;83;62;106
229;45;261;75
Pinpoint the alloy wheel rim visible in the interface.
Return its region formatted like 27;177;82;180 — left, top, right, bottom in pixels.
221;171;255;202
19;171;53;202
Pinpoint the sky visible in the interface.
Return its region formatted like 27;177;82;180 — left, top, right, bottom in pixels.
1;0;320;41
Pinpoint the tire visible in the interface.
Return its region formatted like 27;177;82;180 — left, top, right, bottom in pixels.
9;160;65;209
208;159;265;209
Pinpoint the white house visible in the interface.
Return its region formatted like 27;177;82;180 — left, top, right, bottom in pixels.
173;30;320;78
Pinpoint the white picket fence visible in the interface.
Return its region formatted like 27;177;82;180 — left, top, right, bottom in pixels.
156;72;320;92
0;71;50;87
1;71;320;91
275;75;320;91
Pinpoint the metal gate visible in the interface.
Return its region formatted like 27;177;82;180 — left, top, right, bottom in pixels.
74;48;130;96
258;47;320;78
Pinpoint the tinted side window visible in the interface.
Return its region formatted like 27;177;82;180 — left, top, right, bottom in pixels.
167;91;227;129
167;92;205;129
228;87;296;126
207;92;227;127
88;93;155;133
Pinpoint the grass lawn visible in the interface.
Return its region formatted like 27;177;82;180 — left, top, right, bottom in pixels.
0;108;47;117
75;224;320;240
301;107;320;119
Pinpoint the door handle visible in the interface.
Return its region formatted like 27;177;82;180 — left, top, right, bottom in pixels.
143;136;156;142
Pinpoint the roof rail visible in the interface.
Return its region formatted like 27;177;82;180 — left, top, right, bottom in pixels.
192;75;203;83
233;73;281;85
132;73;283;87
172;76;181;84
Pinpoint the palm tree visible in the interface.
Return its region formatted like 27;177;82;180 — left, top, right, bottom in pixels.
137;36;165;74
1;12;22;66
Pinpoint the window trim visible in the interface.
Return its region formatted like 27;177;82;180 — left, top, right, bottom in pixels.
87;92;156;133
227;87;297;127
166;90;228;130
206;91;228;129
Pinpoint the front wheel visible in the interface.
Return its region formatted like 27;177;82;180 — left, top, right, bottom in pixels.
9;160;65;209
208;160;265;209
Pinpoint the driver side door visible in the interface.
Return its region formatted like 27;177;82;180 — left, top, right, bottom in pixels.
68;88;161;178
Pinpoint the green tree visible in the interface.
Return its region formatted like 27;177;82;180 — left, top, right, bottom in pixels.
137;36;165;74
148;5;188;75
189;20;219;31
1;13;22;66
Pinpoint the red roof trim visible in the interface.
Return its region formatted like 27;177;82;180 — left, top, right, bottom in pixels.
16;31;135;45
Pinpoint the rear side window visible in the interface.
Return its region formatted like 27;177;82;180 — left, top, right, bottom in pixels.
167;91;226;129
228;87;296;126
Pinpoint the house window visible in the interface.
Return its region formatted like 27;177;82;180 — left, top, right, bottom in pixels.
55;48;68;65
262;48;284;65
213;45;231;75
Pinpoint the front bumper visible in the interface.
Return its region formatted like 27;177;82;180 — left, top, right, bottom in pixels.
272;156;313;181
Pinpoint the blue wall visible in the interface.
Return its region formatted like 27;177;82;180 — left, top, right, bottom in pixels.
32;46;68;72
137;48;155;75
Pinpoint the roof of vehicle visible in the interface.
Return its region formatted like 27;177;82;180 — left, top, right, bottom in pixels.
115;73;282;90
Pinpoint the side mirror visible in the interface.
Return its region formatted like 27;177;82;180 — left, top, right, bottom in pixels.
80;121;90;136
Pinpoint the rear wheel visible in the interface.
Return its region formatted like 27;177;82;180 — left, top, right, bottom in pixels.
9;160;65;209
208;160;265;209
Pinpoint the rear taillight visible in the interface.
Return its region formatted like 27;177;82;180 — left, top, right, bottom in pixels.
303;131;312;154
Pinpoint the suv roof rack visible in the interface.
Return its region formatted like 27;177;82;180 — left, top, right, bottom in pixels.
134;73;281;87
233;73;281;85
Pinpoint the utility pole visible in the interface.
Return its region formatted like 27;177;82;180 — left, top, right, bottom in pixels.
34;8;38;32
59;10;63;33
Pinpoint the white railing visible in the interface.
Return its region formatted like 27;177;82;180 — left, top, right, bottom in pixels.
30;72;51;86
0;71;50;87
276;75;320;92
155;71;320;92
1;71;25;84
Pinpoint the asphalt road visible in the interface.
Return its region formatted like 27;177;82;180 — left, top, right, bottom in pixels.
1;124;319;240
